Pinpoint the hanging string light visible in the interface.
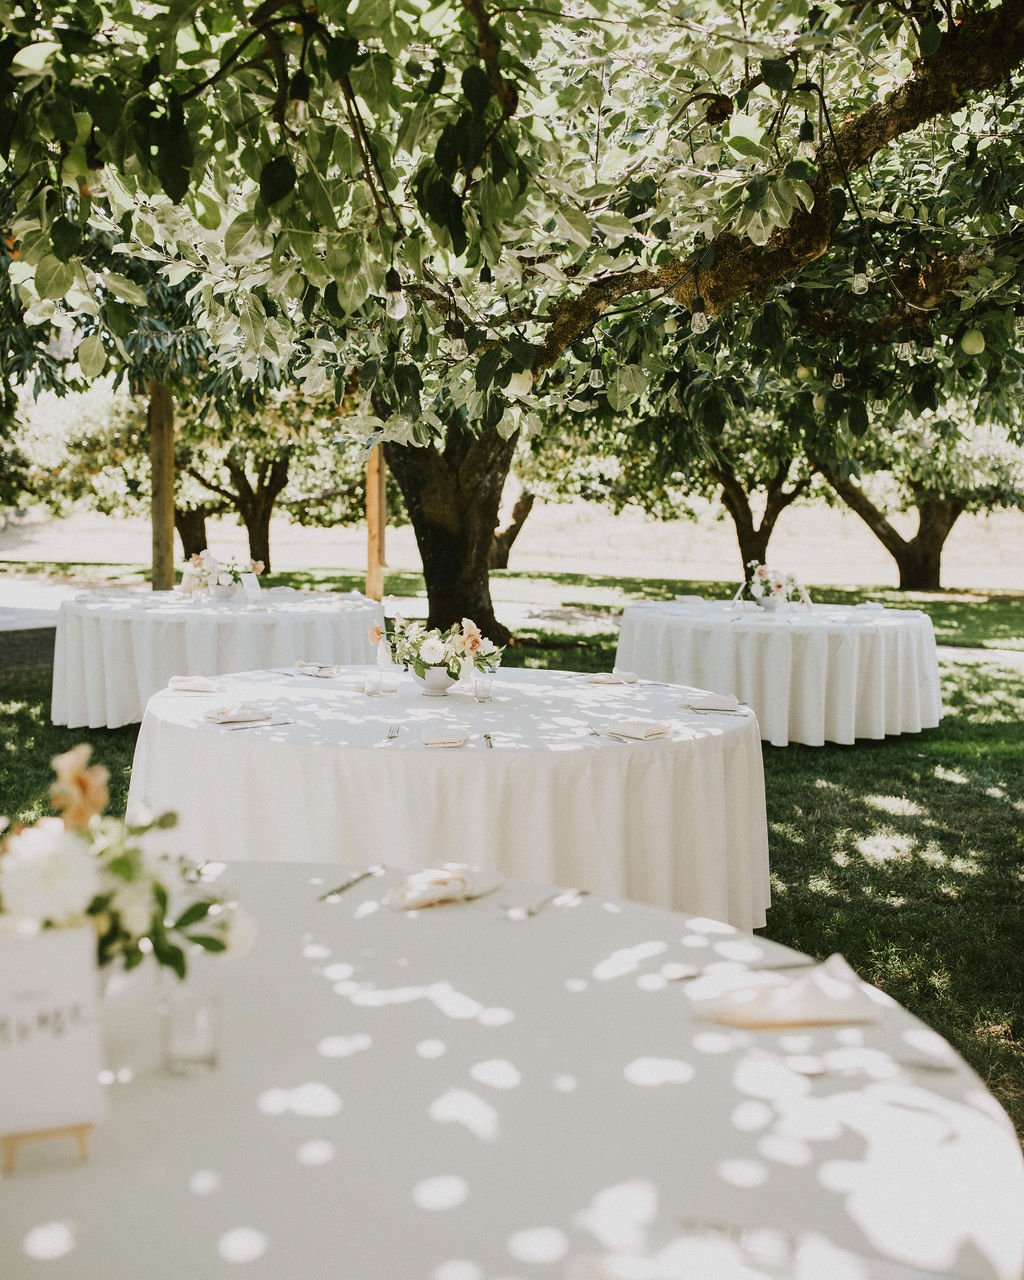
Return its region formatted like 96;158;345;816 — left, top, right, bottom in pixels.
918;333;936;364
690;294;709;334
894;333;915;362
832;364;845;390
797;116;816;162
850;252;869;296
589;345;605;388
384;267;407;320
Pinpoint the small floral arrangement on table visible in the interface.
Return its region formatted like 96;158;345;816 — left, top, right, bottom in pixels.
740;561;813;607
0;746;252;978
182;551;264;591
378;616;503;679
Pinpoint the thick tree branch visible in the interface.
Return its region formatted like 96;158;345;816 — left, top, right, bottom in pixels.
461;0;519;118
533;0;1024;372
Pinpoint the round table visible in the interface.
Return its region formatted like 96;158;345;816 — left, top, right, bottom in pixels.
126;666;771;930
4;861;1021;1280
616;601;943;748
50;589;383;729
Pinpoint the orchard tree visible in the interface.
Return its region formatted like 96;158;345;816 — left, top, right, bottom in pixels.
3;0;1024;634
813;415;1024;588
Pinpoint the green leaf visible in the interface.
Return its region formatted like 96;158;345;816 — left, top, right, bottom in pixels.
224;211;258;259
260;156;296;206
104;272;149;307
506;334;535;371
35;255;75;300
174;900;212;930
326;36;360;81
918;22;942;57
462;65;491;116
76;333;106;378
350;53;393;114
759;58;794;92
11;42;61;74
189;935;228;952
475;346;503;391
50;216;82;262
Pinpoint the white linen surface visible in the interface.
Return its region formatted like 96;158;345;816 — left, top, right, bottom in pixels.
127;666;770;929
50;589;383;728
617;601;942;747
166;674;226;693
694;953;884;1027
3;861;1020;1280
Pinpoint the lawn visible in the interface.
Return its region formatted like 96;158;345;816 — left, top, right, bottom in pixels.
2;567;1022;1138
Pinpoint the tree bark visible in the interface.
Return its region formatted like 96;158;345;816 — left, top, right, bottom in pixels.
384;425;516;644
489;487;536;570
174;505;209;559
224;451;291;572
815;462;964;590
148;380;175;591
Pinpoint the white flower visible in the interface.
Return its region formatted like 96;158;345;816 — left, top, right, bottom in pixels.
420;636;446;665
224;906;258;956
110;880;154;938
0;820;100;924
217;572;233;587
477;637;497;656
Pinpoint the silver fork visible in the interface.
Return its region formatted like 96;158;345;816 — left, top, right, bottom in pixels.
505;889;589;920
586;722;629;743
384;723;400;743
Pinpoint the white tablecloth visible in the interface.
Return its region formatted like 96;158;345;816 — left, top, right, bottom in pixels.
126;666;771;930
616;601;943;748
3;862;1021;1280
51;589;383;728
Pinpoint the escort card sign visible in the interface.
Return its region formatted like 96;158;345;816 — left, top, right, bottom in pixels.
0;926;105;1165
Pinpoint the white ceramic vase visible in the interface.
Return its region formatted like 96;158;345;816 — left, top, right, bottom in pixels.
418;667;456;696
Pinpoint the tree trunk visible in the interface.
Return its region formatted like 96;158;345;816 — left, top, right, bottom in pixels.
224;451;291;573
384;426;516;644
714;457;805;578
174;506;209;559
814;460;962;590
489;487;536;570
148;380;175;590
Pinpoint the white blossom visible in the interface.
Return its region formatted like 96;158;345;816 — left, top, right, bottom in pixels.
0;820;100;924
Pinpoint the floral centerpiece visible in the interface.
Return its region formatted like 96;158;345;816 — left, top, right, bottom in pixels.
740;561;812;608
383;616;503;683
0;746;251;978
181;551;264;594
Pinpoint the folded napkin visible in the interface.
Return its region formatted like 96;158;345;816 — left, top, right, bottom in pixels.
295;661;341;678
587;669;638;685
203;703;272;725
695;954;880;1028
167;675;226;693
386;864;494;910
421;727;468;748
611;718;671;740
680;691;740;712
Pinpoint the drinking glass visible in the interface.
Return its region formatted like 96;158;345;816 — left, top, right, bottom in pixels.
160;992;221;1076
474;675;494;703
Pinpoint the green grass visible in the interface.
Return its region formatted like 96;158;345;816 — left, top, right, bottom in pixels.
2;566;1022;1137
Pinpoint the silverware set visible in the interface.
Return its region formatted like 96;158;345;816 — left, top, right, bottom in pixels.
384;723;400;743
318;865;385;901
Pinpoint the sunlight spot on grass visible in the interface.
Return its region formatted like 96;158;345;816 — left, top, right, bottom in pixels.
985;785;1006;800
933;766;969;785
806;874;838;896
918;846;947;868
864;794;924;818
884;895;906;907
949;854;983;877
813;778;841;791
854;832;916;864
832;851;850;868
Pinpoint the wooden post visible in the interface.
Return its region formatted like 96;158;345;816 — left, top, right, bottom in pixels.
377;445;387;568
148;380;175;591
365;446;384;600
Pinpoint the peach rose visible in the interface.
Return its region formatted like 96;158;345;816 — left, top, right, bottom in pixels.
461;619;483;656
49;744;110;831
368;623;383;645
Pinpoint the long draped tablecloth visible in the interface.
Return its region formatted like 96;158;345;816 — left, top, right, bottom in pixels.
3;861;1021;1280
51;589;383;728
126;666;771;930
616;601;943;748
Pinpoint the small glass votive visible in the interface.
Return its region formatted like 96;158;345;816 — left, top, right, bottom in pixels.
160;992;221;1076
474;675;494;703
364;670;383;696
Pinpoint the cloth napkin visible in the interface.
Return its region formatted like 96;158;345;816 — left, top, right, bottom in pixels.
295;661;341;678
695;954;880;1028
611;718;671;740
421;727;468;748
587;669;638;685
203;703;272;724
680;691;740;712
386;864;495;910
167;675;226;693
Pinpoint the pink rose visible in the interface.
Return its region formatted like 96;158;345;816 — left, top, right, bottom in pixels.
368;623;383;645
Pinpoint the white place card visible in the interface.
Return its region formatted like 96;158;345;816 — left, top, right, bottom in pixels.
0;927;105;1138
239;573;262;602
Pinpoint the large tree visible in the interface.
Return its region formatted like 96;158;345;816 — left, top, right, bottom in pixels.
4;0;1024;628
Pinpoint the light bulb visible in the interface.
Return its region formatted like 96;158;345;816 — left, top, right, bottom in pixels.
894;338;914;362
589;361;605;388
690;294;709;334
832;370;845;390
384;267;407;320
873;398;886;413
851;254;869;295
798;118;816;162
918;336;935;364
